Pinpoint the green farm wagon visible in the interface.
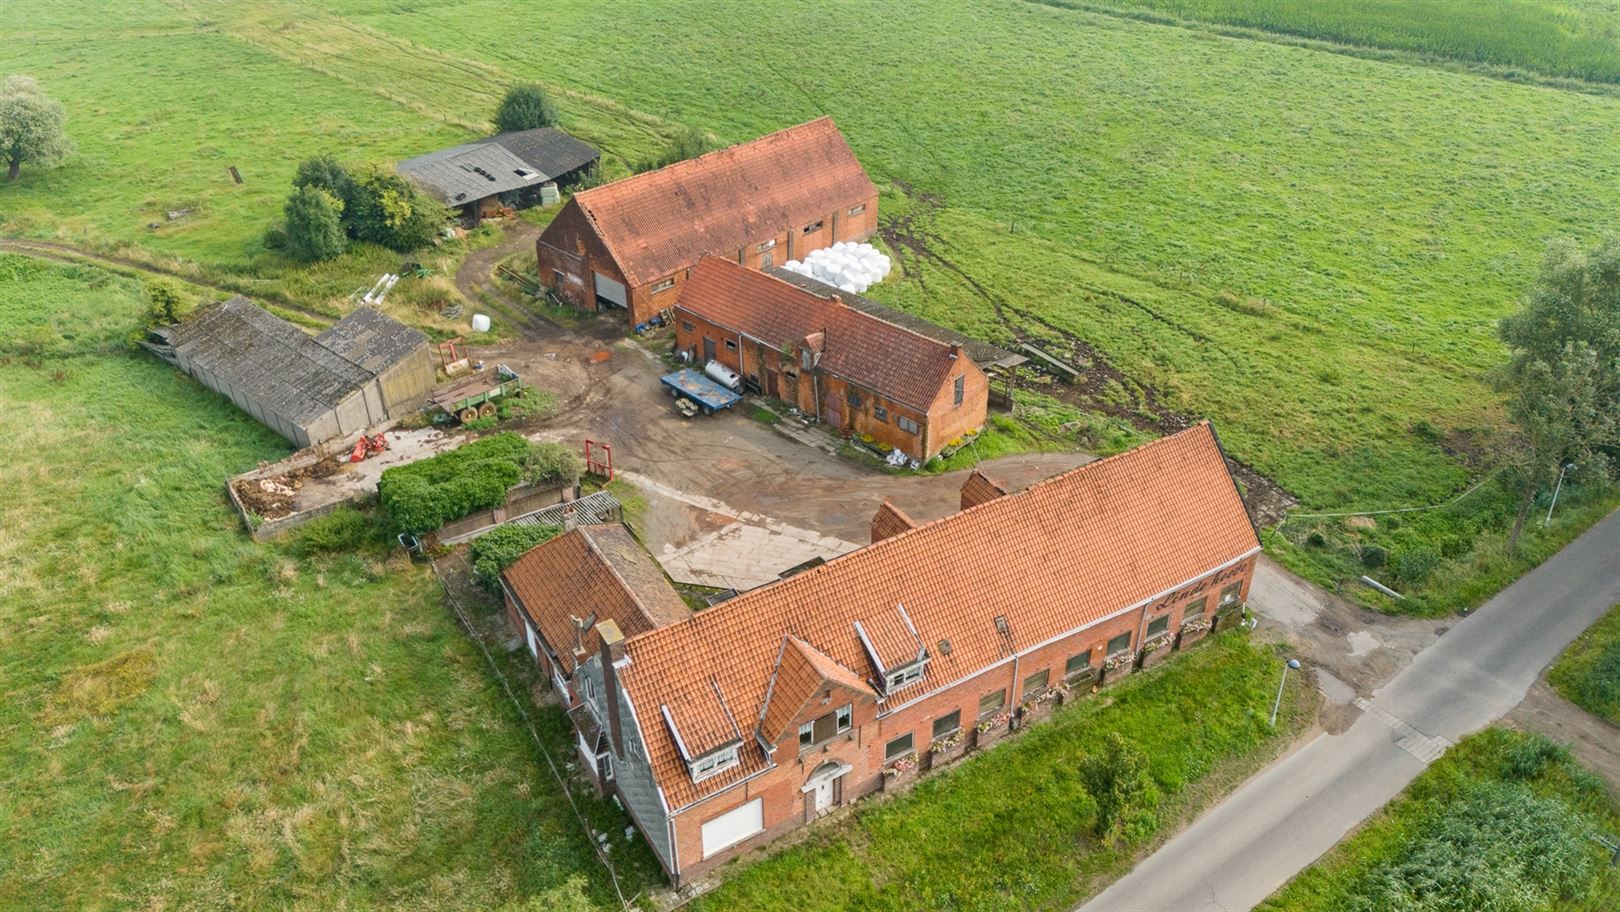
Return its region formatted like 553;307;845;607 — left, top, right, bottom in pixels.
430;364;524;423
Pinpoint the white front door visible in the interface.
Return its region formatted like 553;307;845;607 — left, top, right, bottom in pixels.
812;777;834;815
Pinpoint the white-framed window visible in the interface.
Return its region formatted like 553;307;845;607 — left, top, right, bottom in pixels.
651;277;676;294
953;375;965;407
797;702;854;750
848;204;866;216
691;745;740;782
885;662;924;691
896;415;920;435
757;238;777;252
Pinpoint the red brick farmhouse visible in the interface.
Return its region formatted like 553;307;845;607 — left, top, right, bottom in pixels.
535;116;878;328
674;256;988;461
501;423;1258;886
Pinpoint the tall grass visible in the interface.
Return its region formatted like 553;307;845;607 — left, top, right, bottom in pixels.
1548;602;1620;724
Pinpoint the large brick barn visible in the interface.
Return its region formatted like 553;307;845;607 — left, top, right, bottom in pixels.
500;423;1260;885
535;117;878;328
674;256;988;460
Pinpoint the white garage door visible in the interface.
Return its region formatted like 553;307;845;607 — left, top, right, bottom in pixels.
700;797;763;859
593;272;627;309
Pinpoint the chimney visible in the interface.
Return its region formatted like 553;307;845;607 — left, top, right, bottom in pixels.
949;343;961;360
562;502;578;532
596;620;627;756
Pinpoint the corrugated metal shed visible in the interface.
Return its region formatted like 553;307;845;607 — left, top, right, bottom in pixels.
316;306;429;374
398;127;599;206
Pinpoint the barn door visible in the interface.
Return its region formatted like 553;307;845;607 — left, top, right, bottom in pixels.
823;390;843;428
703;337;716;364
593;272;627;309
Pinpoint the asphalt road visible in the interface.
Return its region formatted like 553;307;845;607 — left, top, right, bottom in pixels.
1081;507;1620;912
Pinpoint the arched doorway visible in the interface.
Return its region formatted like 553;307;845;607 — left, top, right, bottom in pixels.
801;760;851;820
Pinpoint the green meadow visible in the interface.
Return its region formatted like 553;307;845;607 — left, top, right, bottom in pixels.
0;255;652;910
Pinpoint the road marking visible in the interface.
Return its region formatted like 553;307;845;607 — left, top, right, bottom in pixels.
1354;697;1453;763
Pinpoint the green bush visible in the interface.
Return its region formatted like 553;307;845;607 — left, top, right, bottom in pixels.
289;507;378;556
378;434;579;535
493;82;558;133
348;166;448;252
1078;730;1160;843
282;185;347;262
470;522;561;591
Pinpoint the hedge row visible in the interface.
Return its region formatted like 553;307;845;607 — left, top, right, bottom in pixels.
378;433;580;535
470;522;562;591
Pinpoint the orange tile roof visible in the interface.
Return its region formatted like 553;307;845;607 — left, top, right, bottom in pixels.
759;637;876;747
959;468;1009;510
870;500;919;543
678;256;963;411
570;117;876;288
617;423;1261;809
502;524;690;674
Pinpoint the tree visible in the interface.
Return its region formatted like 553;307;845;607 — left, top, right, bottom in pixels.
293;155;358;214
493;83;559;134
0;75;75;182
1496;238;1620;551
1077;731;1160;844
140;278;188;328
348;166;448;252
635;124;716;173
282;185;347;262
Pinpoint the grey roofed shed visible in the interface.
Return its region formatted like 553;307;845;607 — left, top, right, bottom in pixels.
398;127;600;206
150;298;434;449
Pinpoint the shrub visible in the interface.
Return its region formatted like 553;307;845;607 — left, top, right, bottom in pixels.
293;155;358;212
378;434;579;535
282;185;347;262
493;82;558;133
470;522;561;591
289;507;378;556
1360;544;1387;569
1344;780;1593;912
347;166;449;252
1077;731;1160;844
1390;545;1440;585
139;278;188;329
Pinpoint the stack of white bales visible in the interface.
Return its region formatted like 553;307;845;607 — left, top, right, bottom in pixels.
780;242;892;294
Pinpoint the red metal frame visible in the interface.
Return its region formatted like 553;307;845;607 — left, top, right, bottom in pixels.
585;439;613;480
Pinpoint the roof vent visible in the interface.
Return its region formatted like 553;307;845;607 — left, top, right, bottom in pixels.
938;639;952;656
993;615;1010;638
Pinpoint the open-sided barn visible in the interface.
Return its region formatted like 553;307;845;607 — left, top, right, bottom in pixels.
536;116;878;328
399;127;599;226
145;297;433;449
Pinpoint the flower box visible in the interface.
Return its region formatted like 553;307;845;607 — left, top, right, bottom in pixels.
973;710;1011;749
1177;617;1213;649
926;730;968;770
1140;633;1175;669
880;751;920;791
1099;651;1137;687
1018;696;1056;727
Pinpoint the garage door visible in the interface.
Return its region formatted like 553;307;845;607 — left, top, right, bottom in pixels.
593;272;627;309
700;797;763;859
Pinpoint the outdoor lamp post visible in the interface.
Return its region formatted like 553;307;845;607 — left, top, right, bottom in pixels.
1543;463;1576;527
1270;658;1301;728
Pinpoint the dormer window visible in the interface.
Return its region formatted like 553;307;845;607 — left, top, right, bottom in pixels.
798;703;853;750
885;661;925;692
690;746;740;782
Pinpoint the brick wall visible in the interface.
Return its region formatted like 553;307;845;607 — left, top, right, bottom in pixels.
663;553;1257;883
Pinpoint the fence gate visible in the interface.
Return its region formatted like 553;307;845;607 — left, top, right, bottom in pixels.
584;439;613;481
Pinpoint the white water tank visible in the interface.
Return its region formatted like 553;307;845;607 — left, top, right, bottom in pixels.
704;359;742;392
471;313;491;332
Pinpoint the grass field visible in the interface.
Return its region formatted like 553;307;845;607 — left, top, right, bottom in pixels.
693;632;1315;912
9;1;1620;610
1549;602;1620;724
1259;728;1620;912
0;255;651;910
1072;0;1620;84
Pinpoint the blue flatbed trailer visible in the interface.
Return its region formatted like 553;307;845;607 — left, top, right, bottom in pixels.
660;369;741;416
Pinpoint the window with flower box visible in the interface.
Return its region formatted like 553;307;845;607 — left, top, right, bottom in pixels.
1065;651;1094;680
1184;597;1207;619
1022;669;1049;699
1107;632;1132;656
1146;615;1170;637
885;732;914;762
978;689;1005;719
931;711;961;740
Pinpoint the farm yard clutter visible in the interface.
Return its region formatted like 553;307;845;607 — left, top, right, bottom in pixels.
780;241;893;294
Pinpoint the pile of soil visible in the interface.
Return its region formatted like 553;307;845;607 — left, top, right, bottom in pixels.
233;457;345;520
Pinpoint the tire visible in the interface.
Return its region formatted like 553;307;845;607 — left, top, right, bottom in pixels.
458;407;478;423
479;403;496;418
